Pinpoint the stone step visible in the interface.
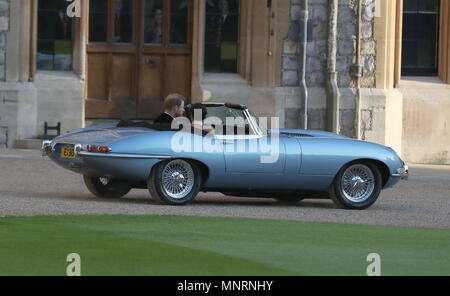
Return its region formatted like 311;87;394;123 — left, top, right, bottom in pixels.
14;139;44;150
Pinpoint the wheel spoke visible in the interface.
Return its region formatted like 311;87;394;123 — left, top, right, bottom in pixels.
161;160;194;199
340;164;375;203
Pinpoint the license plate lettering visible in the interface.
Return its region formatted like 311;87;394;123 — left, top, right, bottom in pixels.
61;147;75;159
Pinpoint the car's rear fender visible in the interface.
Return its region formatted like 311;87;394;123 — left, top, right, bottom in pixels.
54;126;158;146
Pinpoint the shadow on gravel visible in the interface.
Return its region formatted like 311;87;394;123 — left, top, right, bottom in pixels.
2;189;339;210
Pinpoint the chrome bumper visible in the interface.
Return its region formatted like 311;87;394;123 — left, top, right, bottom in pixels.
41;140;53;156
392;164;409;180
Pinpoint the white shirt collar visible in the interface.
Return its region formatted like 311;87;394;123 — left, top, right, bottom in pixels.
164;112;175;119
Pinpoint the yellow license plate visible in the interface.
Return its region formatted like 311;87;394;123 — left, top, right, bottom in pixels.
61;146;75;159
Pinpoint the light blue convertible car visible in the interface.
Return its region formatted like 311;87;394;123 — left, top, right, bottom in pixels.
42;103;408;210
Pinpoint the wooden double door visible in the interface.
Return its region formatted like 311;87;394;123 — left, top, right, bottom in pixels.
86;0;192;119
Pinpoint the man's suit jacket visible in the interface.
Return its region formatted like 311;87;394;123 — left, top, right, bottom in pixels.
154;113;174;125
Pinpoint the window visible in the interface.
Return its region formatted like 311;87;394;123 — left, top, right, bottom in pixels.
37;0;73;71
89;0;133;44
89;0;108;42
205;0;240;73
113;0;133;43
143;0;189;46
144;0;164;44
170;0;189;45
402;0;440;75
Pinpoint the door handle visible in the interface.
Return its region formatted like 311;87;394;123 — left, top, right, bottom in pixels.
222;140;234;145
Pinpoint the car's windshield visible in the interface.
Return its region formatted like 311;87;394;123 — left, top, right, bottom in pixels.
204;105;259;135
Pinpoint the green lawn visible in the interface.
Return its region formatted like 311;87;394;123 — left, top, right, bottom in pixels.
0;215;449;276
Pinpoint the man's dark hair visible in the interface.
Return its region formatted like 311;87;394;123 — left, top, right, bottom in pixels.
164;93;185;110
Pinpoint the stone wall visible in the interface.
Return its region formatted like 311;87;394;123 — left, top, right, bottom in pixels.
280;0;377;137
0;0;39;148
399;78;450;165
0;0;8;148
0;0;8;81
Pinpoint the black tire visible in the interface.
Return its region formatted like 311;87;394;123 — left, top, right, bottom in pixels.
274;196;304;204
329;161;382;210
148;159;202;205
83;176;132;199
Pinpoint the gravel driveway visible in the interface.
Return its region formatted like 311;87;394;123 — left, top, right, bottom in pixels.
1;149;449;229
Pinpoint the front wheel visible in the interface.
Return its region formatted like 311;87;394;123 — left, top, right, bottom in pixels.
329;162;382;210
83;176;132;199
148;159;202;205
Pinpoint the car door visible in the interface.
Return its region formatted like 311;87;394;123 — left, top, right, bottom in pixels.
218;133;286;174
215;116;287;189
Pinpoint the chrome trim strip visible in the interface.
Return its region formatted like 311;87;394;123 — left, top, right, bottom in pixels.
76;151;172;159
244;109;262;137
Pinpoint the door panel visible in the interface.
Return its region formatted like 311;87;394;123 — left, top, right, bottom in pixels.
165;54;190;97
111;54;135;100
87;53;108;100
86;0;192;120
223;137;286;174
138;54;164;118
84;98;136;119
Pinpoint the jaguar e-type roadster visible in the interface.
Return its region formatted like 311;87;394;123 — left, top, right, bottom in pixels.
42;103;408;210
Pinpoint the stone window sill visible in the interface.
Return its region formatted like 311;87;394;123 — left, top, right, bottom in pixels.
398;76;450;89
201;73;249;86
35;70;80;81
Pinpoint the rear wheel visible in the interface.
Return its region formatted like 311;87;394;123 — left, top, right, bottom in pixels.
329;161;382;210
148;159;202;205
83;176;132;199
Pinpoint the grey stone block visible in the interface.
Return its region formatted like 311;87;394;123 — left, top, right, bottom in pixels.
283;55;299;71
361;109;373;131
0;16;8;31
282;70;299;87
285;108;301;129
0;126;7;146
307;109;326;130
340;109;355;129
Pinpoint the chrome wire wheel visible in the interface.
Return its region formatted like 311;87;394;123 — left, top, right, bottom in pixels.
340;164;375;203
99;177;110;186
161;160;195;199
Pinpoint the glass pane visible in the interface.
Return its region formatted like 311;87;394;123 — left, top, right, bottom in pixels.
113;0;133;43
205;106;252;135
418;0;439;12
89;0;108;42
205;0;239;73
403;0;418;12
402;2;440;76
170;0;189;45
404;0;440;13
204;44;221;72
37;40;54;70
37;0;73;71
144;0;164;44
